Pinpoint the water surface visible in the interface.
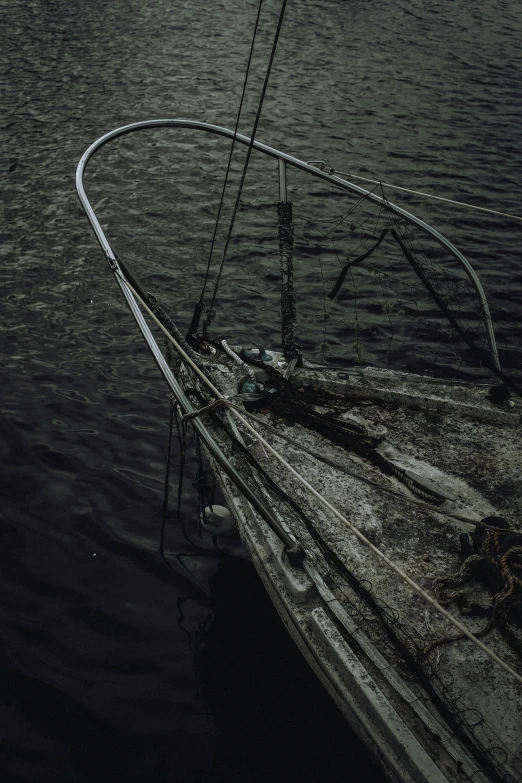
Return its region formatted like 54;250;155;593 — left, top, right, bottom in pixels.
2;0;522;780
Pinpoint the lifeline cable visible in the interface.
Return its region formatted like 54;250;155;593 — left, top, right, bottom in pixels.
332;169;522;224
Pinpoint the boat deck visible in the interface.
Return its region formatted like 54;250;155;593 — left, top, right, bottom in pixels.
201;352;522;781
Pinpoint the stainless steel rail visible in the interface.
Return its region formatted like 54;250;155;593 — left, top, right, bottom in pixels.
113;268;299;552
76;118;500;371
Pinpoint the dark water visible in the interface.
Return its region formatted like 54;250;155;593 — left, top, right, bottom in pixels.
2;0;522;780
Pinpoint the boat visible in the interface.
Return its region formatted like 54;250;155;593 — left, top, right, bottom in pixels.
76;118;522;783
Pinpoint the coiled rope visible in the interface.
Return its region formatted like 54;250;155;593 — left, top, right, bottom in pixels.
433;526;522;655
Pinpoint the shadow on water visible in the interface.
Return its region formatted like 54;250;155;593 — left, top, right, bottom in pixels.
0;518;386;782
198;555;387;783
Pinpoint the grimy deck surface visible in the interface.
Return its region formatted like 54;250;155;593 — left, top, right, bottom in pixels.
192;349;522;782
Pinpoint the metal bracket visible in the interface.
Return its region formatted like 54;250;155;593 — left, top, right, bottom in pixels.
306;159;335;175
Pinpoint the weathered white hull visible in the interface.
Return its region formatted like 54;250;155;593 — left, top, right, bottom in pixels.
218;471;457;783
197;356;522;783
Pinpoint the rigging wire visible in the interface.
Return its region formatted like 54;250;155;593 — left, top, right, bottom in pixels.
202;0;289;335
188;0;264;339
332;170;522;224
385;205;522;397
158;397;212;597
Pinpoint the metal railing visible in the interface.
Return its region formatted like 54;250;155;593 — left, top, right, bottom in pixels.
76;118;500;372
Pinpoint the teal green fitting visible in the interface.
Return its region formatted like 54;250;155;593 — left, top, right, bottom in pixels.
241;381;257;394
239;344;272;362
257;346;272;362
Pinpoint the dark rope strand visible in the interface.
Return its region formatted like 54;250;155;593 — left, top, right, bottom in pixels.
391;224;522;398
159;397;176;570
188;0;264;338
279;200;300;360
328;228;389;299
203;0;289;334
173;402;187;521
